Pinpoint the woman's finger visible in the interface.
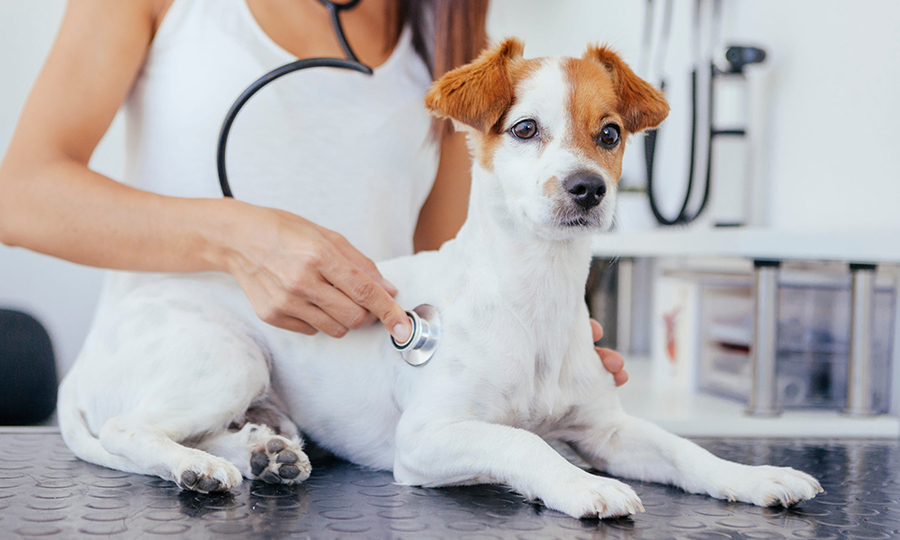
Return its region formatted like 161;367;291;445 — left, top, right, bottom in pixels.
252;268;350;338
319;248;411;343
590;318;604;342
595;346;624;372
264;314;319;335
318;227;398;296
595;346;628;387
282;301;349;338
297;277;378;330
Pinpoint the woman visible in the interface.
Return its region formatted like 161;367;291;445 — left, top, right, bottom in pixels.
0;0;626;384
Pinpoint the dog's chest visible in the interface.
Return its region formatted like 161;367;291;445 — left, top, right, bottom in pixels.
458;331;583;435
483;374;583;442
435;283;592;431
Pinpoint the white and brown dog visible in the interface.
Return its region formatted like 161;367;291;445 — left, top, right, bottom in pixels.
58;40;821;519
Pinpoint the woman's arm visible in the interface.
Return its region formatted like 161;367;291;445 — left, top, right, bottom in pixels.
0;0;170;266
0;0;411;342
413;130;471;252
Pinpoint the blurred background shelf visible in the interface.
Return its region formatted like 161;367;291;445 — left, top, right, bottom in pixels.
618;358;900;438
591;227;900;263
588;227;900;433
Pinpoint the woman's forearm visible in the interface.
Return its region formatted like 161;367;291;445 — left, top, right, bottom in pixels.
0;155;413;342
413;130;472;252
0;156;236;274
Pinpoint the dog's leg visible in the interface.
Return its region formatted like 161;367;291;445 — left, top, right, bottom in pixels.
394;417;644;519
195;423;311;484
99;413;243;492
569;411;823;507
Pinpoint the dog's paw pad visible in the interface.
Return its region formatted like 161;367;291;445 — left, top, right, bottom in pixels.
250;449;269;476
176;456;241;493
266;439;286;454
179;470;199;488
251;436;311;485
260;470;281;484
278;465;301;480
195;476;223;492
178;470;225;492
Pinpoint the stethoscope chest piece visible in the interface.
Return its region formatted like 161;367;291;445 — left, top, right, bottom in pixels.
391;304;441;367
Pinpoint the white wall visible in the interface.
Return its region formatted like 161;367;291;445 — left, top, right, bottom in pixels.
488;0;900;232
726;0;900;232
1;0;899;375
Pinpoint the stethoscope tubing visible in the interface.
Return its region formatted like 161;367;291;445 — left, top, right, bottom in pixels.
216;57;371;198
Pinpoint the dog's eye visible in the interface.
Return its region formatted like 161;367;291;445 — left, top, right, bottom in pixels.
511;119;538;140
598;124;621;148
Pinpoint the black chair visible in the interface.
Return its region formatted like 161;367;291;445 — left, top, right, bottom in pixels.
0;309;57;425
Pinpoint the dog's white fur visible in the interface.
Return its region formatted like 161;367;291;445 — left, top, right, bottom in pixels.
58;41;821;519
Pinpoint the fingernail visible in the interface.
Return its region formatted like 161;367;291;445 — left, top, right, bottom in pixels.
393;322;410;344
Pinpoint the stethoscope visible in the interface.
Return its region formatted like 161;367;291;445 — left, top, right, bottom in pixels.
215;0;440;366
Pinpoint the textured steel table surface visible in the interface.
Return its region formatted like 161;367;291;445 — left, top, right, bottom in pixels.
1;430;899;539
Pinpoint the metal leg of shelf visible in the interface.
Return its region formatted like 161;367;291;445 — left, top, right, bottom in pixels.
844;263;878;417
746;259;782;417
616;258;634;354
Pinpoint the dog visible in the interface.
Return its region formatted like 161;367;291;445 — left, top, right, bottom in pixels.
58;39;822;519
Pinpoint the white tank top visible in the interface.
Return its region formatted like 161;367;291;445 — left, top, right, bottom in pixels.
92;0;439;322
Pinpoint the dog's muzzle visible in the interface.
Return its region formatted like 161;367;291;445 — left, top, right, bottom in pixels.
391;304;441;366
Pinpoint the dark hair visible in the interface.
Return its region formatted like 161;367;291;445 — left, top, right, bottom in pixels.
391;0;490;137
407;0;489;79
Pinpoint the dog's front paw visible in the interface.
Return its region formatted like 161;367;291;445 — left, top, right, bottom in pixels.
175;454;243;493
250;436;312;485
712;464;823;507
543;474;644;519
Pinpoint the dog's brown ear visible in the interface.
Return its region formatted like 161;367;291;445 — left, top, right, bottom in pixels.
583;45;669;133
425;38;524;132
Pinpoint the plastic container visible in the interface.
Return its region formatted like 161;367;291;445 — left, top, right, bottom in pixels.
697;281;895;412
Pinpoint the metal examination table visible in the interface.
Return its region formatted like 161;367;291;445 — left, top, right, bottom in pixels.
2;427;899;539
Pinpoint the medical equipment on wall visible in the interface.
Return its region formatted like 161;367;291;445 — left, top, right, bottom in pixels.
215;0;440;365
641;0;767;227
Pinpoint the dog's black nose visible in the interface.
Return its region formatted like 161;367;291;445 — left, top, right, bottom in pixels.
563;172;606;209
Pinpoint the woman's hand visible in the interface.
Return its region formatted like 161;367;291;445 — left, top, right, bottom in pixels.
591;319;628;386
221;202;412;343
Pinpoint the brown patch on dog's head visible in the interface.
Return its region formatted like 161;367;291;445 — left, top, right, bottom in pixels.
581;45;669;134
563;57;625;180
560;45;669;182
425;38;544;170
425;38;525;132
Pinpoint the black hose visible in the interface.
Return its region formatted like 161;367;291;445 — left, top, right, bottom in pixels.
216;58;371;198
694;63;717;221
646;69;699;226
320;0;363;64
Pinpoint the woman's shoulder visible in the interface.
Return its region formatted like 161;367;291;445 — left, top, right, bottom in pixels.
63;0;174;44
